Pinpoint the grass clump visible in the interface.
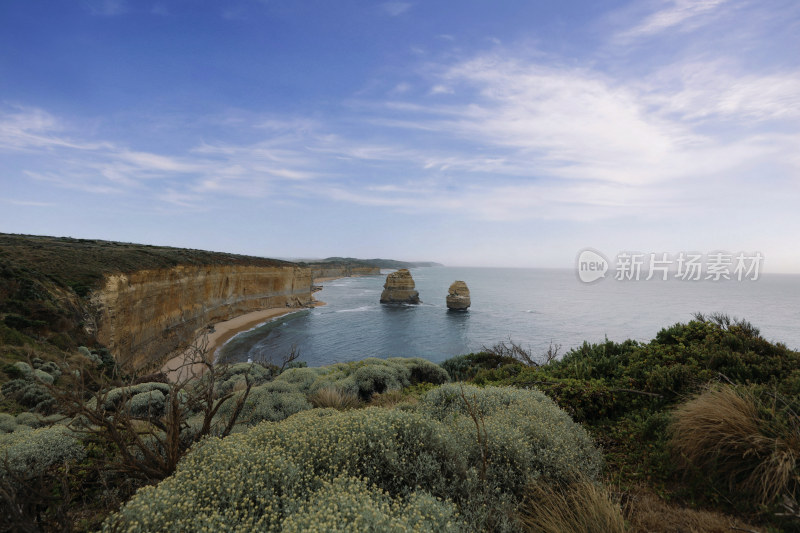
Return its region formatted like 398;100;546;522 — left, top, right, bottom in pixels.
519;480;625;533
309;387;361;410
670;384;799;511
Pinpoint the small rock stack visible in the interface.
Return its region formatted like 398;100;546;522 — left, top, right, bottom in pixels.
379;269;421;304
446;280;471;310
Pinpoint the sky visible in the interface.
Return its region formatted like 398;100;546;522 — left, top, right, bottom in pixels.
0;1;799;270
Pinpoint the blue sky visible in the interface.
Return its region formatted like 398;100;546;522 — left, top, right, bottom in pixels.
1;1;798;270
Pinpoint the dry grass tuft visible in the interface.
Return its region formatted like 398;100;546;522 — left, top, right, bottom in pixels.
670;384;799;506
624;489;762;533
519;480;626;533
368;390;412;408
309;387;361;410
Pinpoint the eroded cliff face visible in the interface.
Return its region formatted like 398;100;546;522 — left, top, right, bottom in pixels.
311;265;380;280
91;264;312;370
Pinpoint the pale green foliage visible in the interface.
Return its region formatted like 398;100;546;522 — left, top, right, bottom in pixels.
107;384;599;532
0;413;16;434
215;362;276;396
0;425;85;482
282;476;463;532
15;411;44;428
273;367;325;393
274;357;449;400
33;368;54;384
127;389;166;418
103;382;171;410
12;361;32;377
216;381;312;427
416;384;602;486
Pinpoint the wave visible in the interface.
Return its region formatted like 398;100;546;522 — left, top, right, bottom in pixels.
335;305;376;313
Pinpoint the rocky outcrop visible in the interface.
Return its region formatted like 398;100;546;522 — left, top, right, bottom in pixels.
379;269;420;304
446;281;471;310
91;265;312;371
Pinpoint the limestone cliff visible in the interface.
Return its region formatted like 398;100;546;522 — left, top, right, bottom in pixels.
380;269;420;304
446;280;471;310
91;264;312;370
311;265;381;280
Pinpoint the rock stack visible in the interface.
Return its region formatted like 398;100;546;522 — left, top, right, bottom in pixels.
446;280;471;310
379;269;420;304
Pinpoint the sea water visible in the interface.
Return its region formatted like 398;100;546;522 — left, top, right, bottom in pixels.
220;267;800;367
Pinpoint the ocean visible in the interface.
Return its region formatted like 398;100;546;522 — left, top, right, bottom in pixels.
219;267;800;367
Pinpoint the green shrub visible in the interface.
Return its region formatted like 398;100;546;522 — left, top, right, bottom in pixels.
214;362;277;396
103;382;172;410
108;384;601;532
0;413;17;433
1;379;54;412
38;361;61;379
281;476;464;532
440;352;519;381
216;381;312;427
33;368;54;385
416;384;602;486
274;367;325;393
0;425;85;482
127;389;166;418
12;361;33;377
15;411;44;428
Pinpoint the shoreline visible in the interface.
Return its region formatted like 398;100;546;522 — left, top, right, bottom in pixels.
160;272;386;382
161;285;331;382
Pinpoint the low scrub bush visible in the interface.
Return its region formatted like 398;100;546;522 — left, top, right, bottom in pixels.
127;389;166;418
440;352;520;382
416;384;602;488
1;378;54;413
103;382;172;410
108;384;601;532
281;475;464;532
216;381;312;427
274;357;449;400
214;362;276;396
0;413;17;433
0;425;85;482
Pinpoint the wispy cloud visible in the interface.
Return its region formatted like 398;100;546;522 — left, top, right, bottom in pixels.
83;0;127;16
2;199;56;208
381;2;412;17
617;0;729;40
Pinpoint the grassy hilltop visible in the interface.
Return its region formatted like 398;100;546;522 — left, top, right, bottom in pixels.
0;235;799;532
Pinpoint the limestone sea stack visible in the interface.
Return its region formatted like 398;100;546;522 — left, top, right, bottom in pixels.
380;269;421;304
446;280;471;310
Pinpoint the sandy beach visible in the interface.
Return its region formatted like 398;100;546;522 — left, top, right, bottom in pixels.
161;290;329;382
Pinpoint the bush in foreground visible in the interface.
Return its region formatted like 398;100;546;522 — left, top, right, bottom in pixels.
106;385;599;532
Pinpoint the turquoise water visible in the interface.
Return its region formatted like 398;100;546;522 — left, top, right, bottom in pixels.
220;267;800;367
